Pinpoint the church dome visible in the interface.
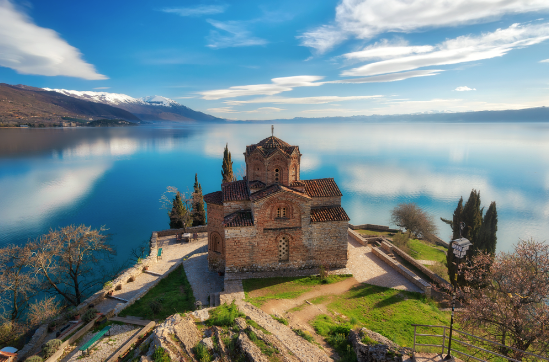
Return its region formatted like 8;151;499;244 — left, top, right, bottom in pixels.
246;135;298;157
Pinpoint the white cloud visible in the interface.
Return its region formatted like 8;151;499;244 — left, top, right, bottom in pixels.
300;0;549;53
206;19;267;48
455;86;476;91
541;58;549;63
200;75;324;100
225;95;382;105
161;5;227;17
343;39;434;61
342;23;549;77
334;69;443;83
0;0;107;79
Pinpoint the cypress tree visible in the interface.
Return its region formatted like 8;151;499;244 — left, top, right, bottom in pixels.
169;192;185;229
462;189;482;244
221;143;235;183
445;197;463;286
192;173;206;226
477;201;498;254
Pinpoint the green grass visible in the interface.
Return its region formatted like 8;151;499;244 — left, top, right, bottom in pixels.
408;239;447;264
119;264;195;320
206;302;245;327
312;283;450;348
271;315;289;325
356;230;393;237
243;275;352;307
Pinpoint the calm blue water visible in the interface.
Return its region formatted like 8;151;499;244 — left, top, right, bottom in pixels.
1;122;548;264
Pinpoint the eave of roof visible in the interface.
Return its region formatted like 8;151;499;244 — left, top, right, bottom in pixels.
203;191;223;205
310;206;350;223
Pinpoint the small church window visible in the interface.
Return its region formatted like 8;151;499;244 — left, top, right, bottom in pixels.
282;207;286;217
276;207;287;218
275;168;279;182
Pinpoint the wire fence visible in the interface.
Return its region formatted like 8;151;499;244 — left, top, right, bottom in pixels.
412;324;549;362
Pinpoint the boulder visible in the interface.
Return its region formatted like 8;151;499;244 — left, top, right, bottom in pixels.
237;332;268;362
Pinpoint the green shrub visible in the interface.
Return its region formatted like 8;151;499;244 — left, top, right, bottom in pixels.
271;315;289;325
103;281;113;290
25;356;44;362
392;232;410;251
361;335;380;345
293;329;314;343
206;301;244;327
82;308;98;324
43;338;62;358
194;342;212;362
152;347;171;362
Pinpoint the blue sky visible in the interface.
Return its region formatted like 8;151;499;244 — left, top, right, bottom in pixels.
1;0;549;120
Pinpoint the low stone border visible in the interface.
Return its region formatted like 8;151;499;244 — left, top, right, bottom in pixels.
382;240;450;289
42;312;110;362
113;260;184;316
348;228;367;246
372;247;431;297
105;321;156;362
349;223;399;233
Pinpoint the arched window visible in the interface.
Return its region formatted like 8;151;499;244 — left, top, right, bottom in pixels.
278;236;289;262
276;207;287;218
274;168;279;182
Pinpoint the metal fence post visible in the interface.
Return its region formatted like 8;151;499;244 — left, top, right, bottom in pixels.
442;326;446;355
413;325;417;353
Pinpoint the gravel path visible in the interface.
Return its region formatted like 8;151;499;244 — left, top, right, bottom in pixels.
96;234;209;313
183;251;224;305
346;236;423;293
61;324;139;362
237;301;332;362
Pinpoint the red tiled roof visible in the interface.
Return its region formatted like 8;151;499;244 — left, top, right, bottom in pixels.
310;206;350;223
203;191;223;205
224;210;254;227
250;184;310;202
245;136;299;158
290;180;305;187
249;180;266;189
222;180;249;202
303;178;343;198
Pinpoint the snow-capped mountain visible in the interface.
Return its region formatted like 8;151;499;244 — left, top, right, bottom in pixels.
42;88;222;122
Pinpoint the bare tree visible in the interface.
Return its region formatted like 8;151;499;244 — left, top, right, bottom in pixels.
457;239;549;360
27;296;60;327
30;225;116;306
390;203;438;240
0;244;39;321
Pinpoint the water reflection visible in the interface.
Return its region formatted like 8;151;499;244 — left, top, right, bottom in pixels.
0;122;547;255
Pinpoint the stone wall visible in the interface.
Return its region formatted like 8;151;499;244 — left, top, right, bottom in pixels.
224;200;252;216
372;247;431;297
349;224;400;233
15;324;48;361
207;203;226;271
309;220;348;268
348;228;367;246
156;225;207;237
383;241;450;288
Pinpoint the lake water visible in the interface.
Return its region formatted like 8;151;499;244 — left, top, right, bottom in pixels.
1;122;548;265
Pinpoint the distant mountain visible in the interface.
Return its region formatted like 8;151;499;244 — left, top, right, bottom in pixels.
44;88;223;122
0;83;140;124
247;107;549;123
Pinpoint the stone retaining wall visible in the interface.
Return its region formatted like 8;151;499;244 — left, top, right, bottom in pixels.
156;225;207;237
16;324;48;361
372;247;431;297
349;224;400;233
348;228;367;246
105;321;156;362
382;240;450;288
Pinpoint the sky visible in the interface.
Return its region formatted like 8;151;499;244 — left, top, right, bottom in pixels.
1;0;549;120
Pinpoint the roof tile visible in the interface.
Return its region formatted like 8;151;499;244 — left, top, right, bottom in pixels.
303;178;343;198
245;136;299;158
203;191;223;205
222;180;249;202
310;206;350;223
224;210;254;227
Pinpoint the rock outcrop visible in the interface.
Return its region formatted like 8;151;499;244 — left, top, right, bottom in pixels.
348;328;412;362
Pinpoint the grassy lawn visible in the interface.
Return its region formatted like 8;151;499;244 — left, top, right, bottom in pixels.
243;275;352;307
356;229;394;237
408;239;447;264
119;264;195;320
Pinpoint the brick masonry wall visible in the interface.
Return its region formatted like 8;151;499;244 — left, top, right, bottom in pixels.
223;191;348;272
207;203;226;271
348;228;367;246
309;196;341;207
224;200;252;216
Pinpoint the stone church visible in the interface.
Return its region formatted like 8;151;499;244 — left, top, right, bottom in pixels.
203;133;349;273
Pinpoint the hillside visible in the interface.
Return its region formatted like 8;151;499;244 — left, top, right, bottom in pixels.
0;84;140;125
44;88;224;122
